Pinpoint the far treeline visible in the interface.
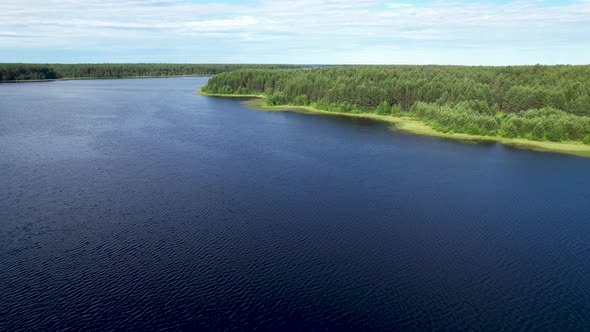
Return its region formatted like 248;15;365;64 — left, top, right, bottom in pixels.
0;63;300;81
202;65;590;144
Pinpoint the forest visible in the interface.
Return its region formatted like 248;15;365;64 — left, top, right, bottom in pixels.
0;63;299;81
202;65;590;144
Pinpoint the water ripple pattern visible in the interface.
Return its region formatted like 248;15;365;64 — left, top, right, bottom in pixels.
1;78;590;331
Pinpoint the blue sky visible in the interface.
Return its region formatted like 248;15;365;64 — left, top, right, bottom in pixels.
1;0;589;64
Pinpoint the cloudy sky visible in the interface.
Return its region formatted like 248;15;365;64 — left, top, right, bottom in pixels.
1;0;589;64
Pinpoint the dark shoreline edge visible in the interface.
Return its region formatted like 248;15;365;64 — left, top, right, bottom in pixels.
0;74;211;83
199;92;590;159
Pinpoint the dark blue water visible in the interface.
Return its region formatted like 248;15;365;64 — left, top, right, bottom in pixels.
1;77;590;331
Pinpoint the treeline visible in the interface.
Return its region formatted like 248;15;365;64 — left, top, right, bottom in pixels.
0;64;300;81
202;65;590;143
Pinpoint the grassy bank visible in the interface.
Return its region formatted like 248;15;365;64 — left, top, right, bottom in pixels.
197;91;265;98
206;94;590;158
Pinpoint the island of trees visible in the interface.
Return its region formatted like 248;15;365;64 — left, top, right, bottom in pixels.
201;65;590;146
0;63;300;81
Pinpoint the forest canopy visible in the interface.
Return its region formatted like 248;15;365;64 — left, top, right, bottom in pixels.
202;65;590;144
0;63;300;81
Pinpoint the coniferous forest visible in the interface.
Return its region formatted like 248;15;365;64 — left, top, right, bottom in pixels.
202;66;590;144
0;63;299;81
4;63;590;145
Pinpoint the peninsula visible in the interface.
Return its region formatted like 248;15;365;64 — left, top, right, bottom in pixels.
201;65;590;157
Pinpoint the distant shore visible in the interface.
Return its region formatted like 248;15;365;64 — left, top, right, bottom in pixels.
0;75;209;83
0;64;302;83
198;92;590;158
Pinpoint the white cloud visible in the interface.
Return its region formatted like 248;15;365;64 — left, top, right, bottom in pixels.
385;3;412;9
0;0;589;64
182;16;260;32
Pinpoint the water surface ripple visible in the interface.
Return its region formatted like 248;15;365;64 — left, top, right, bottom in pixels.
1;78;590;330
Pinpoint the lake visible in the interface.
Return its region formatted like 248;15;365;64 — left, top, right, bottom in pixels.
1;77;590;330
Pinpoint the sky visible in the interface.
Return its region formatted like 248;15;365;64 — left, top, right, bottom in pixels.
0;0;589;65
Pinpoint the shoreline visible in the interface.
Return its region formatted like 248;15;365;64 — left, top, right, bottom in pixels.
199;92;590;158
0;74;211;83
197;91;265;98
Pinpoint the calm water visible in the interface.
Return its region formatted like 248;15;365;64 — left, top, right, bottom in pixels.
1;77;590;331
